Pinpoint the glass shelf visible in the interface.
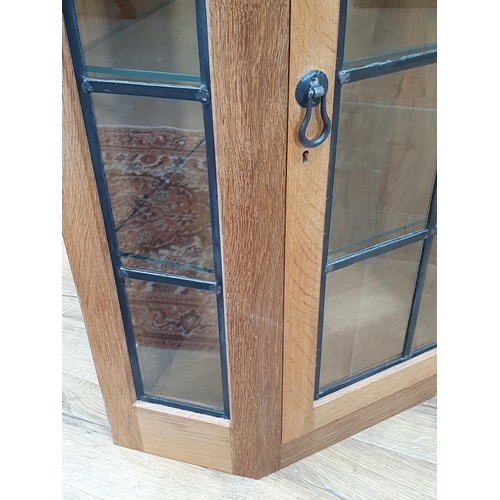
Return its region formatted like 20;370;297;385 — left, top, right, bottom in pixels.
75;0;201;85
343;42;437;70
328;216;427;260
343;0;436;69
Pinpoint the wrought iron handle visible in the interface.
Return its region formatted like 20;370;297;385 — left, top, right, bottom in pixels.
295;70;331;148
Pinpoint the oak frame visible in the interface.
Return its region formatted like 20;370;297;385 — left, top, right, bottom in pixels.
63;0;437;480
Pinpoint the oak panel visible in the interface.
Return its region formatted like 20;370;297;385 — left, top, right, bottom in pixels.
135;401;232;473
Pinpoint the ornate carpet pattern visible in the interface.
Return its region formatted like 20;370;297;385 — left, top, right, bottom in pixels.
98;126;215;280
97;126;220;358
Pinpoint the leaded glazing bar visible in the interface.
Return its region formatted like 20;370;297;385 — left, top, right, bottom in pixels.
119;267;220;292
403;180;437;357
325;229;428;273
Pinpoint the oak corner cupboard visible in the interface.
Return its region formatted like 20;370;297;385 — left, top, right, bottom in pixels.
62;0;437;479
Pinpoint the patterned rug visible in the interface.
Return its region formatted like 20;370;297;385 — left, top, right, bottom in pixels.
97;126;220;357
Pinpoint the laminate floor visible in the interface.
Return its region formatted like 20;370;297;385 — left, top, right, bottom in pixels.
62;242;437;499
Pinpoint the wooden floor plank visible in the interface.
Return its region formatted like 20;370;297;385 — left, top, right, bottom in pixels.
280;438;436;500
247;475;338;500
423;397;437;408
62;295;84;321
352;404;437;463
62;372;109;428
62;316;94;353
62;346;99;385
62;484;106;500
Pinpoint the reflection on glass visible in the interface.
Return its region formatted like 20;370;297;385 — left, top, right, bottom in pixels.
92;93;214;279
319;243;421;390
328;64;436;259
343;0;437;68
412;237;437;350
126;279;223;410
74;0;200;84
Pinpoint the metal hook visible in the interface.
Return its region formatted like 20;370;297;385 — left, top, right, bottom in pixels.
295;70;331;148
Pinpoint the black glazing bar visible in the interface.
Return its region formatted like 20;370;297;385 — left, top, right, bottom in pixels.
119;267;221;293
338;50;437;84
427;176;438;231
141;395;225;419
195;0;230;419
325;229;428;274
402;178;437;358
63;0;145;399
314;0;349;399
85;77;204;101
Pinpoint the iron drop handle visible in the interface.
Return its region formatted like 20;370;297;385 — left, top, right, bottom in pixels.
295;70;331;148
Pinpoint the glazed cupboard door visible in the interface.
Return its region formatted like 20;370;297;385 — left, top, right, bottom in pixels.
282;0;437;459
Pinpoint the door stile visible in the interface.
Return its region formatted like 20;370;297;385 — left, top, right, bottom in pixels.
282;0;342;444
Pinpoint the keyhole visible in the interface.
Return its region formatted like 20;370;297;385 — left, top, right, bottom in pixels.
302;150;309;164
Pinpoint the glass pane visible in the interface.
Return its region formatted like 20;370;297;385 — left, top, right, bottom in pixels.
92;93;214;280
74;0;200;84
328;64;436;259
126;279;223;410
343;0;437;68
319;243;421;391
412;237;437;350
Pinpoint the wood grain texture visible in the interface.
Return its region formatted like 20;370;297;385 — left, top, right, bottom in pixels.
62;21;143;451
134;401;232;473
206;0;290;478
281;373;436;467
314;349;436;428
282;0;341;444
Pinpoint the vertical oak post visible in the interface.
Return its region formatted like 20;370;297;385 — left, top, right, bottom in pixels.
206;0;291;478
